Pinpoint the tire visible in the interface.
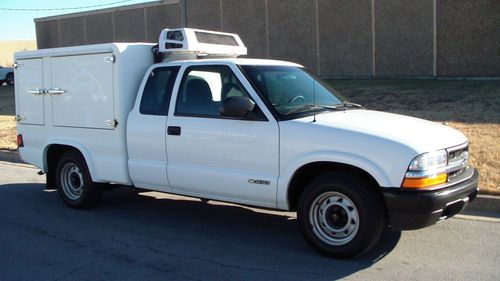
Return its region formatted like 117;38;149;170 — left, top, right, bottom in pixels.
297;172;384;259
55;151;102;209
6;73;14;85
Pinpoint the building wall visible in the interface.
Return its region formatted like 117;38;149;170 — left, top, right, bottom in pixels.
318;0;373;77
34;0;500;78
35;0;183;47
437;0;500;77
375;0;434;77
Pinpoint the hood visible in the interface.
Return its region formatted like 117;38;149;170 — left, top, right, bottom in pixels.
295;110;467;153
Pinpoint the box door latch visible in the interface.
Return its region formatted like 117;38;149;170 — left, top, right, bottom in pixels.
104;119;118;128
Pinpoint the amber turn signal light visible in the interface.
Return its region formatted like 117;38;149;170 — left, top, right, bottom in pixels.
402;173;447;189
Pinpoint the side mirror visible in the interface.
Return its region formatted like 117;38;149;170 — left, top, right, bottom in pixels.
220;96;255;118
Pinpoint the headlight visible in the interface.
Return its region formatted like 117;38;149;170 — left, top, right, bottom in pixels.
402;150;448;189
408;150;447;171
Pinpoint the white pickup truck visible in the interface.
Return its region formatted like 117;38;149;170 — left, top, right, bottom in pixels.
0;66;14;85
14;28;478;258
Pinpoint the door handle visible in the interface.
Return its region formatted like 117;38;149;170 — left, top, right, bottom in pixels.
167;126;181;136
48;88;66;95
27;88;45;95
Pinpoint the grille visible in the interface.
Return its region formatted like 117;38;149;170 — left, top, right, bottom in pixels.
446;143;470;183
447;144;468;165
448;167;467;180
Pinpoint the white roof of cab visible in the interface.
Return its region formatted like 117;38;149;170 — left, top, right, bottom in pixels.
157;58;303;68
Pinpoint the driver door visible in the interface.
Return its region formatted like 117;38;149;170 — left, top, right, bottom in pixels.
166;64;279;207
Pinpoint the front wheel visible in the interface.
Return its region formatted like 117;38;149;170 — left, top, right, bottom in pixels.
55;151;102;209
297;173;384;258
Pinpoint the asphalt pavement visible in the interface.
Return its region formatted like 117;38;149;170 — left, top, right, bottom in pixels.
0;161;499;281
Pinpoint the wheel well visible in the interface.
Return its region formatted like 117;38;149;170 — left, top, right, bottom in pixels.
45;145;83;189
287;162;382;211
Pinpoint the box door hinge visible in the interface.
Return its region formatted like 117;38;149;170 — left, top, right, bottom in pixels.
104;55;116;63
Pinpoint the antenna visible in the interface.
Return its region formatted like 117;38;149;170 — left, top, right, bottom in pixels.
312;79;317;122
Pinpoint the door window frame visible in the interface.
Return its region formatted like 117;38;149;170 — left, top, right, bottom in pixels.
139;66;180;116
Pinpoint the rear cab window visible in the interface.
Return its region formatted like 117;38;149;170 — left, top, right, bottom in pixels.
140;66;180;116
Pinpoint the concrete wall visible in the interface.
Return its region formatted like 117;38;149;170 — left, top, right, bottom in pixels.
318;0;373;76
375;0;434;77
34;0;499;78
267;0;317;70
35;0;182;47
221;0;267;58
437;0;500;77
186;0;221;31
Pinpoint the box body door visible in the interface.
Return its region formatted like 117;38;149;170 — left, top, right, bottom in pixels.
51;53;115;129
15;58;45;125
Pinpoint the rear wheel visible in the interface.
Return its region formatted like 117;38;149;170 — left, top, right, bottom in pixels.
55;151;102;209
297;172;384;258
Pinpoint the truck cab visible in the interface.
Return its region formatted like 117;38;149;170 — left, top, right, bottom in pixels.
14;28;479;258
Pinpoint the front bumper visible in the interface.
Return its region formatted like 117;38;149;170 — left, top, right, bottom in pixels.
382;168;479;230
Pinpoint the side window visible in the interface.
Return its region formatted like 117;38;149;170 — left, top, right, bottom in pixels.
175;65;265;120
140;66;180;115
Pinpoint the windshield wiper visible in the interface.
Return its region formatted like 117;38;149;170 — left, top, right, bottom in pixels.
341;101;365;109
284;104;341;115
283;102;364;116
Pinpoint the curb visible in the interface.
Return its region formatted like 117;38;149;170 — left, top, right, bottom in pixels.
0;149;498;214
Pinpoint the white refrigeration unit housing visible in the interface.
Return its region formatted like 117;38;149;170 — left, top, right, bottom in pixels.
158;28;247;61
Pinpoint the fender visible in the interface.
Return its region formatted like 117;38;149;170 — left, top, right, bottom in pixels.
43;138;100;182
276;151;394;210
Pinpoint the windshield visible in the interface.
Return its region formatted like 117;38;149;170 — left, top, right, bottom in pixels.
240;65;346;118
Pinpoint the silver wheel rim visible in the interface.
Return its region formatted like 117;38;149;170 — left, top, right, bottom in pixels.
309;191;359;246
60;162;84;200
